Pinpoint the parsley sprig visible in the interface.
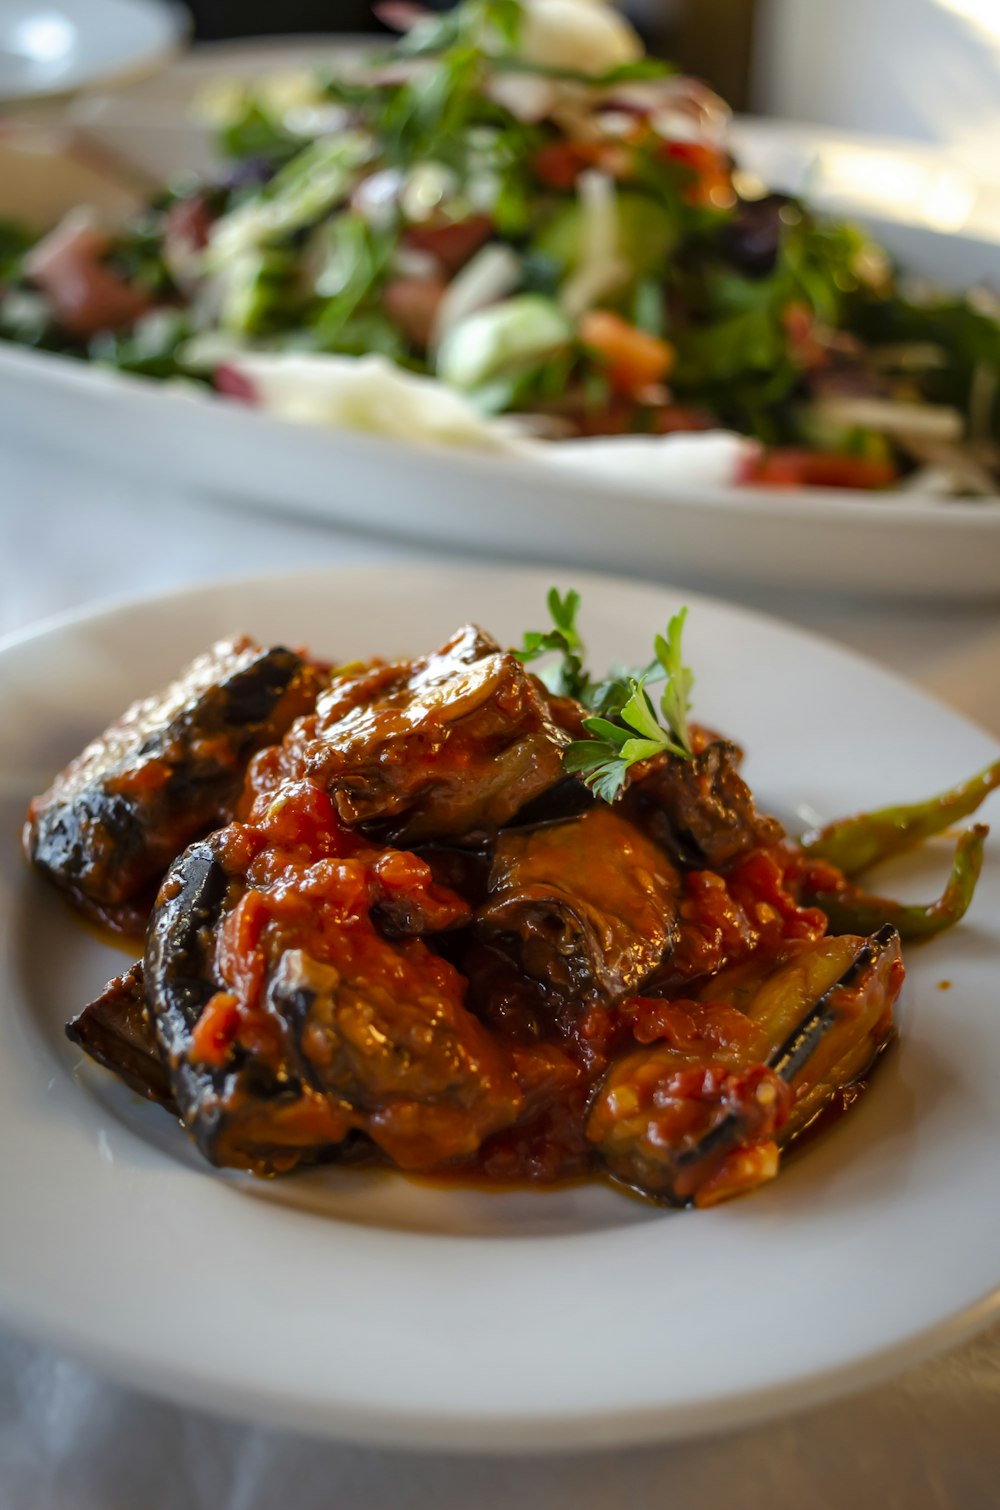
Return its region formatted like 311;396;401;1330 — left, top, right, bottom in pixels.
513;588;590;700
515;592;696;803
652;612;694;756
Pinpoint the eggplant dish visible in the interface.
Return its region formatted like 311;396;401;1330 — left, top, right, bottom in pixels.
32;592;996;1208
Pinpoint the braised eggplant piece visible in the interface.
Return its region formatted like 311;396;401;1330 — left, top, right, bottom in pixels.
410;845;493;909
478;806;681;999
272;625;569;845
587;927;904;1206
144;785;522;1175
67;962;175;1110
504;776;596;829
25;637;323;926
271;944;522;1169
145;834;363;1175
629;741;783;870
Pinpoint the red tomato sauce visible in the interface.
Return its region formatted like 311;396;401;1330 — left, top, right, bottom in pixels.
185;777;843;1187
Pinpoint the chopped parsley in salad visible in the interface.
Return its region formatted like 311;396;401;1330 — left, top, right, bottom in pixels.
1;0;998;495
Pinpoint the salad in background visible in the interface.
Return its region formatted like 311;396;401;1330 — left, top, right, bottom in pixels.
0;0;998;496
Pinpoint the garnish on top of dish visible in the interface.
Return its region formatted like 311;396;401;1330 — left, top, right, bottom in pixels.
1;0;998;495
26;590;997;1208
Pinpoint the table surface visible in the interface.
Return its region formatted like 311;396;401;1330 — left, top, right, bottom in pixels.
2;436;1000;1509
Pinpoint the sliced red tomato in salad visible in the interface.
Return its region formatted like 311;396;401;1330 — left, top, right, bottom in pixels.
743;449;899;490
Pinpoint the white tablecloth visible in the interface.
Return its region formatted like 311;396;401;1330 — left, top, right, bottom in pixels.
2;439;1000;1509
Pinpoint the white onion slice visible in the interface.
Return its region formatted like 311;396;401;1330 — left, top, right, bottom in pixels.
560;169;628;318
485;71;559;123
391;244;440;280
430;244;523;354
542;431;756;490
814;397;965;441
517;0;642;76
222;352;528;452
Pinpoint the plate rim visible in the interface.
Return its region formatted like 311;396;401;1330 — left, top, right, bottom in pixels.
1;340;998;526
3;557;1000;707
1;1277;998;1454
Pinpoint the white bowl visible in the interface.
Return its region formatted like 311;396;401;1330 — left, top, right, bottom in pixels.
0;0;187;103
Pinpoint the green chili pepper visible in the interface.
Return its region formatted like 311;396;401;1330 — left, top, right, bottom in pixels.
809;825;988;942
800;759;1000;876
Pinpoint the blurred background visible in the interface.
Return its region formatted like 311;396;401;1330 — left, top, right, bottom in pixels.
174;0;758;109
173;0;1000;183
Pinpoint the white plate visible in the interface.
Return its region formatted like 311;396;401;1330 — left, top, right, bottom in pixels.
3;45;1000;597
1;338;999;598
0;0;186;103
1;563;1000;1452
2;101;1000;596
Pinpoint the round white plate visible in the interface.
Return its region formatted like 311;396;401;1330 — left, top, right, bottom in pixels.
0;0;186;103
1;564;999;1451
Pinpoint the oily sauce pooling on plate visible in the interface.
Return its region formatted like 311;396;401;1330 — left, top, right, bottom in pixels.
26;594;994;1208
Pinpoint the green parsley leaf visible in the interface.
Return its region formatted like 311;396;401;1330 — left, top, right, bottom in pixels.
562;623;695;802
547;586;583;646
654;608;694;756
562;744;630;803
579;715;630;747
619;682;664;744
515;589;697;802
513;587;592;700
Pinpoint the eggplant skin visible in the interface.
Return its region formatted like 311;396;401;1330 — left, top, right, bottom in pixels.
25;637;322;918
283;624;570;845
143;837;262;1168
478;806;681;999
630;741;783;871
144;839;231;1048
66;962;176;1110
587;929;903;1206
144;838;365;1175
145;815;526;1175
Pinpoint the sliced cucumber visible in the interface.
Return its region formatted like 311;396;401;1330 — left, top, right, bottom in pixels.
437;294;572;391
534;191;677;284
